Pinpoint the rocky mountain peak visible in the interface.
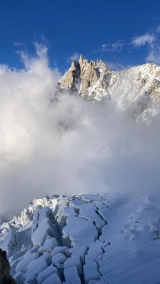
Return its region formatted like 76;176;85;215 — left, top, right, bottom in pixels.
59;56;112;99
59;57;160;105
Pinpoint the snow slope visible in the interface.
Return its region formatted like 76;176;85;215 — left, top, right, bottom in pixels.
1;193;160;283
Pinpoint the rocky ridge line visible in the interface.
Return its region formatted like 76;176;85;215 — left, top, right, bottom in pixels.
59;56;160;103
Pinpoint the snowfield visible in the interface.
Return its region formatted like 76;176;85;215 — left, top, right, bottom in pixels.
1;193;160;283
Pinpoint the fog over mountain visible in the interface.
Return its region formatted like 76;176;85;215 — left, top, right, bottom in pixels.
1;44;160;219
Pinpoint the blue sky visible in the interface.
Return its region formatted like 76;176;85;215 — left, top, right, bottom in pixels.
1;0;160;72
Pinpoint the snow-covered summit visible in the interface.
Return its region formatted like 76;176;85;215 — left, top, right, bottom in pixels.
59;56;160;106
1;193;160;283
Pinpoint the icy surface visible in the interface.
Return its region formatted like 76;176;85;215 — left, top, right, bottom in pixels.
36;265;58;283
64;266;81;284
38;236;58;253
83;262;100;283
0;227;17;252
52;252;66;268
0;193;160;283
64;255;82;276
62;215;98;246
24;255;48;282
42;272;62;284
15;252;38;273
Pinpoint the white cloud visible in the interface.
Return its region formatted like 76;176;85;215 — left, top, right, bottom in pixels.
1;44;160;219
68;52;80;62
94;40;124;53
131;27;160;65
34;42;48;57
13;42;23;46
132;33;156;48
156;25;160;33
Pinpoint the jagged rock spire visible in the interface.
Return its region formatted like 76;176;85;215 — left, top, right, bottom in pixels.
79;55;83;66
59;59;80;93
59;56;110;97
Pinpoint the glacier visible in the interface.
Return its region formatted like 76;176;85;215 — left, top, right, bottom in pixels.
1;193;160;283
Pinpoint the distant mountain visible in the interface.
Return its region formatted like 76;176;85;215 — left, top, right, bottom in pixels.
59;56;160;120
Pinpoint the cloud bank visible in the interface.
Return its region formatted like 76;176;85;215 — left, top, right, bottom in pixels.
0;45;160;219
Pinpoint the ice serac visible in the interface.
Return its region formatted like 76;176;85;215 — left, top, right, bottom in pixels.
1;193;160;283
59;56;160;104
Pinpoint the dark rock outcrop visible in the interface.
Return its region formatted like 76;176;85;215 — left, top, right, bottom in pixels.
0;249;15;284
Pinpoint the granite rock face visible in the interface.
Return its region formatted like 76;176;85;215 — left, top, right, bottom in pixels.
0;249;15;284
60;60;80;93
59;55;116;100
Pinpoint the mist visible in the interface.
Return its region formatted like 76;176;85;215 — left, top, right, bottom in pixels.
0;45;160;219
